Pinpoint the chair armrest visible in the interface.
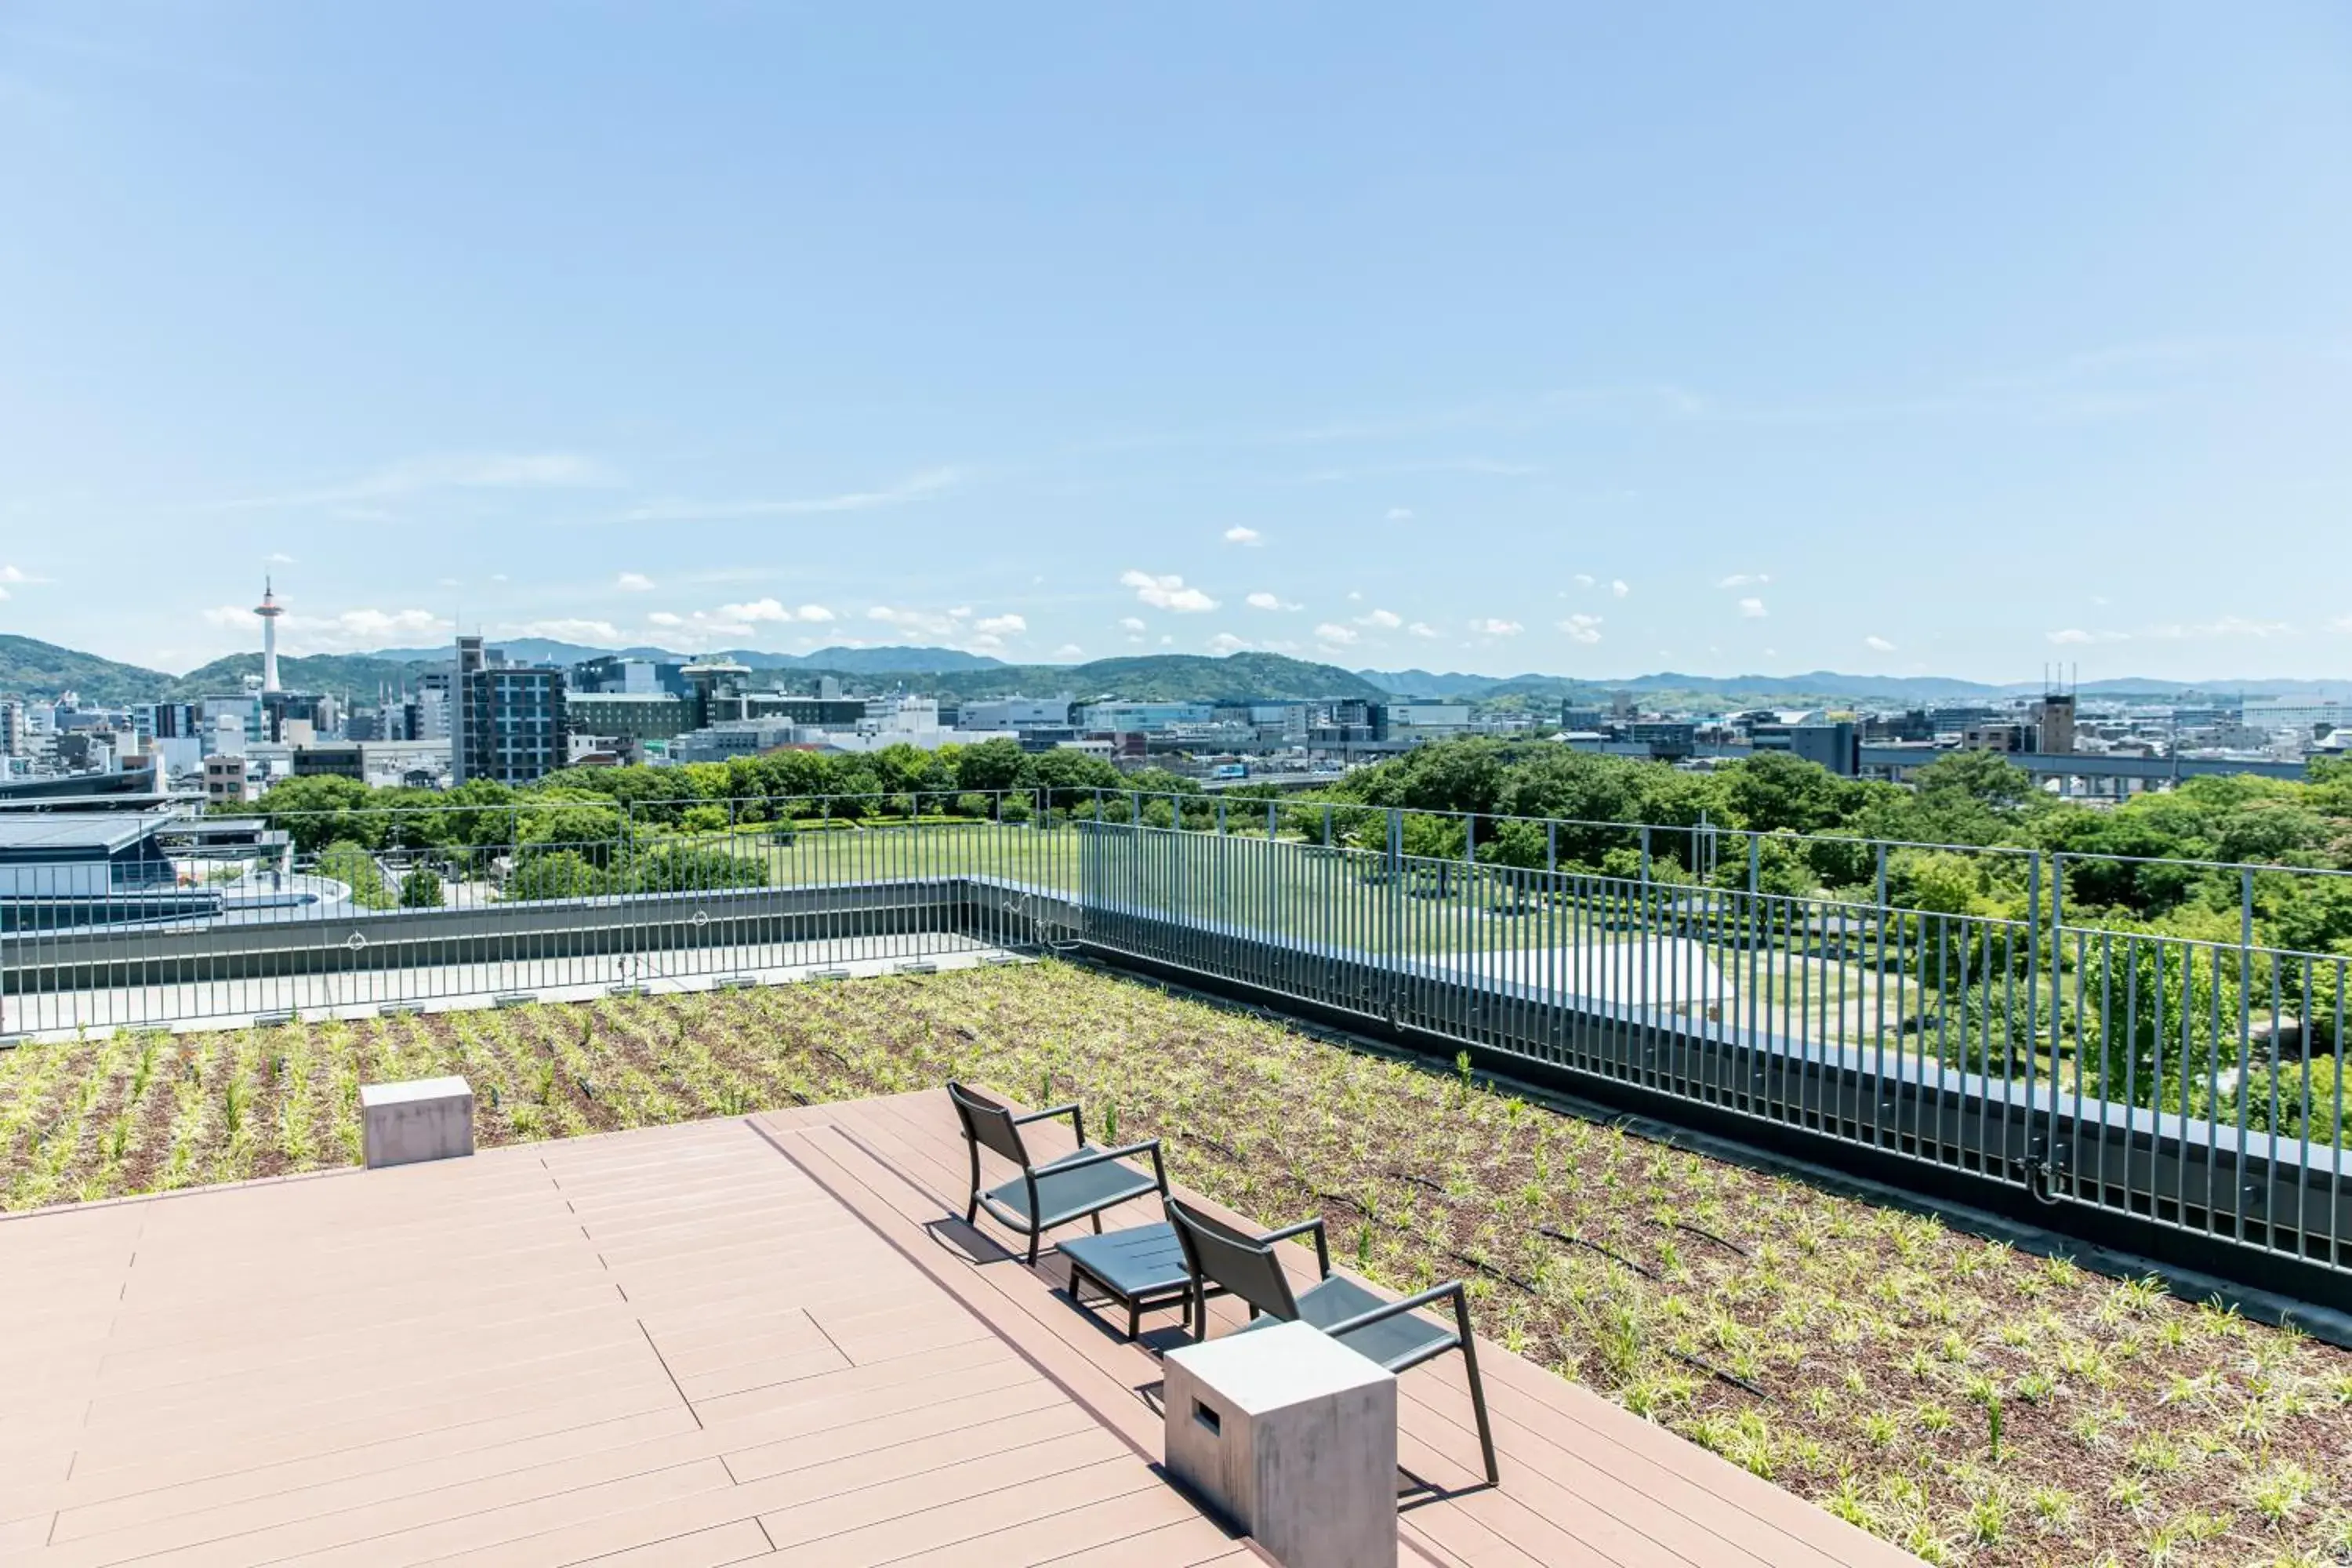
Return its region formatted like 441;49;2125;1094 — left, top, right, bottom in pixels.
1260;1217;1330;1276
1014;1101;1085;1144
1323;1280;1466;1339
1034;1138;1162;1179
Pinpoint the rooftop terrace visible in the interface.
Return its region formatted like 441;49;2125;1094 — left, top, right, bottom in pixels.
0;1085;1906;1567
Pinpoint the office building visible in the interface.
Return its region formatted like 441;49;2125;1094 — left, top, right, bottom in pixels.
204;755;252;806
1750;720;1860;776
452;636;568;786
1076;701;1216;733
0;699;24;757
292;746;366;780
571;656;693;698
2242;699;2345;739
960;696;1075;731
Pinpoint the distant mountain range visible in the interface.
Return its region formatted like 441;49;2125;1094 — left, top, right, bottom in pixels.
1356;667;2352;703
5;631;2348;710
364;640;1010;674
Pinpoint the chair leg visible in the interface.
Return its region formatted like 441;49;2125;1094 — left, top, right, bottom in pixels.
1091;1212;1104;1233
1454;1298;1500;1487
1127;1299;1141;1341
1026;1229;1041;1267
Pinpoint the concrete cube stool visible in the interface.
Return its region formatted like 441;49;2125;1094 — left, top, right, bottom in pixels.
361;1076;475;1169
1164;1319;1397;1568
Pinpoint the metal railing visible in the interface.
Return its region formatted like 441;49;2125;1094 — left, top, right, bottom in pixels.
3;787;2347;1301
0;792;1083;1034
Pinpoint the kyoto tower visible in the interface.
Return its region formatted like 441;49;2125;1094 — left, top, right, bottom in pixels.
256;576;284;693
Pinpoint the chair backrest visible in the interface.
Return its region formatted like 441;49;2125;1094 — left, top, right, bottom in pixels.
1167;1198;1301;1322
946;1081;1032;1169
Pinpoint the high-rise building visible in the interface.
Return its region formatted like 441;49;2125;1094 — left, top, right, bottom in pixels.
452;636;568;785
2029;693;2078;755
0;699;25;757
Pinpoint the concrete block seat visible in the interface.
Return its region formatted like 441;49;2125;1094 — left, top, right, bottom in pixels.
948;1080;1170;1265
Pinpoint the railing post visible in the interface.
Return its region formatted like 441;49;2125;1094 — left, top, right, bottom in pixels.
1385;808;1403;1028
1639;825;1651;887
1545;819;1556;874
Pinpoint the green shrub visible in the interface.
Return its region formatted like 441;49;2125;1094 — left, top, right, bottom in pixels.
317;840;394;909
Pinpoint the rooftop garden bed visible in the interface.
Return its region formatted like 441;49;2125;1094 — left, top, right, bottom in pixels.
2;961;2348;1565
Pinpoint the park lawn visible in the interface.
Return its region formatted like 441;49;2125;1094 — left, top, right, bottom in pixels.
1;962;2346;1566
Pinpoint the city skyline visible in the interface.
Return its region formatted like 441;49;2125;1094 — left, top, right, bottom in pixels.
3;5;2350;681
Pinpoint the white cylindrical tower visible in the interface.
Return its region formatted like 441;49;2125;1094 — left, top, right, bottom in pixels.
256;577;284;694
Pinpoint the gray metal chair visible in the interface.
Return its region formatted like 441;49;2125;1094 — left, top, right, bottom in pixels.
947;1082;1169;1265
1167;1196;1498;1487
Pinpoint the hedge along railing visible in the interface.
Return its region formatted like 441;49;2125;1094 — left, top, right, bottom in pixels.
1069;810;2352;1302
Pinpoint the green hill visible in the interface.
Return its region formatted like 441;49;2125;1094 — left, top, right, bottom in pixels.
906;652;1386;703
158;652;440;703
0;635;175;705
2;637;1382;709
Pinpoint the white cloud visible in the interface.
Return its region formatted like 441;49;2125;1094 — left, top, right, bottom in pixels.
209;452;615;513
1864;634;1896;652
1053;643;1083;659
1610;579;1631;598
616;467;962;524
1206;632;1251;655
1572;573;1595;588
1312;622;1360;646
1469;618;1524;637
2144;615;2293;641
1120;570;1218;613
513;619;621;644
1385;507;1414;521
1245;591;1301;612
1358;608;1403;630
0;565;35;583
1222;526;1263;546
1559;613;1603;644
975;613;1027;637
1716;572;1772;589
1407;622;1439;638
867;604;962;637
1737;597;1767;619
2046;627;2129;645
615;572;656;592
266;552;295;565
641;597;835;646
204;604;451;653
1118;616;1147;633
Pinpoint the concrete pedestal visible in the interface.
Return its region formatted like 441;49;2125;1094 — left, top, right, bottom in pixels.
360;1076;475;1169
1164;1320;1397;1568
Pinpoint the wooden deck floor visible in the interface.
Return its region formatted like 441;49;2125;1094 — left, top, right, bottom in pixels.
757;1091;1915;1568
0;1091;1914;1567
0;1116;1255;1566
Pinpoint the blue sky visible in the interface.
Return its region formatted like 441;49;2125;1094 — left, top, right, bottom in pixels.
3;3;2349;681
